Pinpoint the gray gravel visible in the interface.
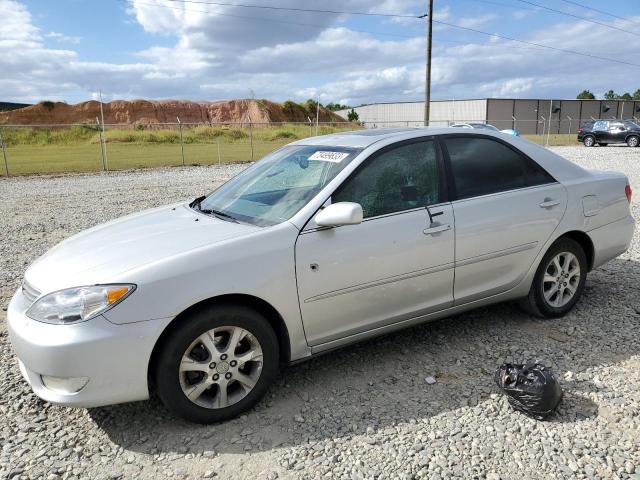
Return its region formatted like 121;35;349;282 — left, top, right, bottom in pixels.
1;145;639;480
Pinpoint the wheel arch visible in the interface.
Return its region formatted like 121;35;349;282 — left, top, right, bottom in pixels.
625;133;639;143
147;294;291;391
557;230;595;271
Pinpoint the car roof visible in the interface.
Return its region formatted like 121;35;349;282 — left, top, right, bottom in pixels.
292;127;499;148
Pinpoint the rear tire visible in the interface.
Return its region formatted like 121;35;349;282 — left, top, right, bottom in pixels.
521;238;587;318
154;304;279;423
627;135;639;148
583;136;595;147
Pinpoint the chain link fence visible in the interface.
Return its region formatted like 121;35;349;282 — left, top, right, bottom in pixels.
0;117;616;176
0;121;361;176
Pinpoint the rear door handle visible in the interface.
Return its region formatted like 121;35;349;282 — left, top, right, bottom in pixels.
423;224;451;235
539;199;560;209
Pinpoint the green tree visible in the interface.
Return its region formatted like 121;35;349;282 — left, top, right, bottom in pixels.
633;89;640;100
619;92;633;101
325;102;351;112
603;90;618;100
576;90;595;99
347;108;359;122
302;99;322;113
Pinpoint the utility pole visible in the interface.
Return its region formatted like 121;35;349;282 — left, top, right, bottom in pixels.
99;89;108;171
316;96;320;136
422;0;433;126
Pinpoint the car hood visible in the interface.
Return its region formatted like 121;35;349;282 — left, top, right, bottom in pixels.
25;203;261;293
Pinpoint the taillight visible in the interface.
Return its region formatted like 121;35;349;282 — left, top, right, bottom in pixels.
625;184;632;203
578;128;584;133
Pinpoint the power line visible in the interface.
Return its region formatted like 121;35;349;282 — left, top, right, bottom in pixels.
556;0;640;27
127;0;549;50
161;0;422;19
512;0;640;37
432;19;640;68
123;0;640;68
123;0;423;39
466;0;537;11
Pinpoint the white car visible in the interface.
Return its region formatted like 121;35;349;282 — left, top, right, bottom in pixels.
8;128;634;423
450;122;520;136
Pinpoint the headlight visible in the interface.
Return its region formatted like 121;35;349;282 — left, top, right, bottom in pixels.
26;284;135;325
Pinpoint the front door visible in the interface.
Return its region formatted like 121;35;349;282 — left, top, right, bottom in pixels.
607;122;627;144
295;139;455;346
440;135;567;304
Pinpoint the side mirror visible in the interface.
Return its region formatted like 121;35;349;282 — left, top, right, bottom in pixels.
315;202;363;227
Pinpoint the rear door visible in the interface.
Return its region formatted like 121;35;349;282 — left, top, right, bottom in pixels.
441;135;567;304
593;120;609;143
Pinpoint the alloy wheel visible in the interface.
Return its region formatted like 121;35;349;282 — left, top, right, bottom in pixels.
178;326;264;409
542;252;581;308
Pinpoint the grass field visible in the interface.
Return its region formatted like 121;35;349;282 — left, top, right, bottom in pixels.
0;124;356;175
0;125;580;176
0;143;288;175
523;133;578;146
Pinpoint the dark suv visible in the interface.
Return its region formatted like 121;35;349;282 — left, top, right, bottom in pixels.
578;119;640;147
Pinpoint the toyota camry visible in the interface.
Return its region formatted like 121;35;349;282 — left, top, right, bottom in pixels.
8;128;634;423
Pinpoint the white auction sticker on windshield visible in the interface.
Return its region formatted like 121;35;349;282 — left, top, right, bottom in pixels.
308;151;350;163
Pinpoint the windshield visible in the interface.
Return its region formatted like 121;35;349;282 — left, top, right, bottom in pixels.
625;120;640;129
198;145;361;226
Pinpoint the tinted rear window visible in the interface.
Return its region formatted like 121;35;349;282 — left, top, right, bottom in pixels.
444;137;555;200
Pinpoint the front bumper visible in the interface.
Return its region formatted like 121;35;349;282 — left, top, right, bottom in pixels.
7;288;172;408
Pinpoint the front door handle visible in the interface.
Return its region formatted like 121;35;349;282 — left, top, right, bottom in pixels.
539;199;560;209
423;224;451;235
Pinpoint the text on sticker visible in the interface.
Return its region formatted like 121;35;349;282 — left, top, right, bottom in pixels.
308;151;350;163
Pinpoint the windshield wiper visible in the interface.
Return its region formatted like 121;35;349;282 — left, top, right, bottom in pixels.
190;195;239;223
200;208;240;223
190;195;206;210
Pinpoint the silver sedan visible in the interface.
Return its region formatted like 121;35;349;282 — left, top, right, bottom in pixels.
8;128;634;423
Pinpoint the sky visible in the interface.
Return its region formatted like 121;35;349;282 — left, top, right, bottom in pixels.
2;0;640;106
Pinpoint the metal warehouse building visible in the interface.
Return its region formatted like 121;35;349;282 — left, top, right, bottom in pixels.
337;99;640;134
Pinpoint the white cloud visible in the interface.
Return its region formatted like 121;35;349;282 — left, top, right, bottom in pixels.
45;31;82;44
0;0;39;42
1;0;640;108
457;13;498;29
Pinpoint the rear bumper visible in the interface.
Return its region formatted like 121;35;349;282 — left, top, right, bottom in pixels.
7;288;172;408
590;215;635;269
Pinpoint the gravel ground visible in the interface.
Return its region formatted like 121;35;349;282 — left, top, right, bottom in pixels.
1;145;639;480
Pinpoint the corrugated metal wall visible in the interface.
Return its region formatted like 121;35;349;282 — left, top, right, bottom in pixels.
337;100;487;127
337;99;640;133
487;99;640;135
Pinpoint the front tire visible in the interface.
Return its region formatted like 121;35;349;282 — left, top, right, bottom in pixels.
583;135;595;147
627;135;639;147
155;304;279;423
522;238;587;318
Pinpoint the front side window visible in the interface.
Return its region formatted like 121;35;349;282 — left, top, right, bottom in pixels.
444;137;554;200
199;145;361;226
333;140;440;218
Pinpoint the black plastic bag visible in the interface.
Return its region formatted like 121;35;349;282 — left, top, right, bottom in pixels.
494;363;563;420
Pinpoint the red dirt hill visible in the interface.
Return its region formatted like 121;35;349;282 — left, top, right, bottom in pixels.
0;99;345;125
